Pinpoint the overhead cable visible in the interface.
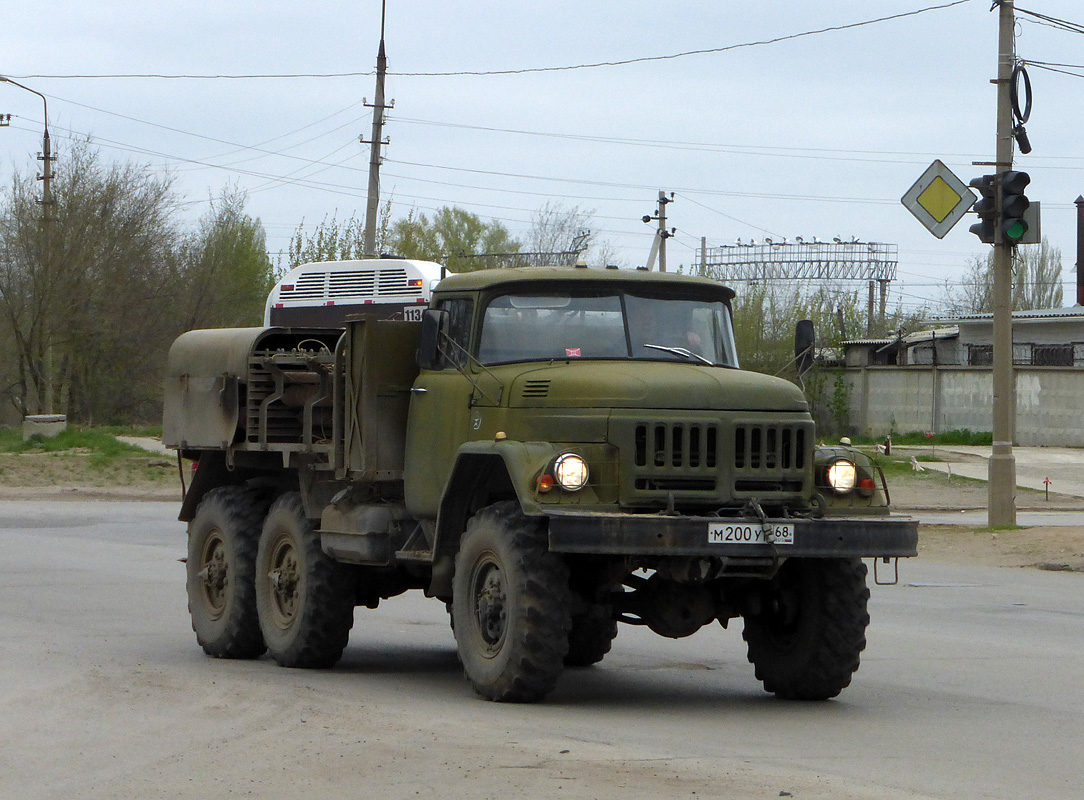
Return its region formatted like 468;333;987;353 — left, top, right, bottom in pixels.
6;1;973;81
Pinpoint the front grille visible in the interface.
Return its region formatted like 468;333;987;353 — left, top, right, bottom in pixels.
731;422;811;499
634;423;718;469
734;425;805;470
611;413;812;507
628;422;720;495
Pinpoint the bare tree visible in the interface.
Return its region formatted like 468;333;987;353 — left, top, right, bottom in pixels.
0;142;275;423
939;237;1063;314
0;140;178;420
1014;237;1064;310
526;203;591;255
524;202;624;267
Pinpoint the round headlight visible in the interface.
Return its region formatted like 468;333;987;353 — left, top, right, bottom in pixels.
553;453;589;491
826;459;857;494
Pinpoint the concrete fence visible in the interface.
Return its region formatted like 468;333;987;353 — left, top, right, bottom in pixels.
842;365;1084;447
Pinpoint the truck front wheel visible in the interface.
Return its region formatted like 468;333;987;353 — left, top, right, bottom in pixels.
255;493;355;669
565;606;618;667
186;486;268;659
742;557;870;700
452;502;572;702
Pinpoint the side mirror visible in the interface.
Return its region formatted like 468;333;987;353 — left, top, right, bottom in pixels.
794;319;815;377
417;308;449;370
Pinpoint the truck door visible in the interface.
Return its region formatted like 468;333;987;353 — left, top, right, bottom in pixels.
403;296;476;519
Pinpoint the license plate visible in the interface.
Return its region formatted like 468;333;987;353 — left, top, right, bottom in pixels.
708;522;794;545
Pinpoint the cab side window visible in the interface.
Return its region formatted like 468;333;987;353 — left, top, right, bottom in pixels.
439;298;474;368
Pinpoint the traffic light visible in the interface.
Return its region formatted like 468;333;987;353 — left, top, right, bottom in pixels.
968;174;997;244
1000;170;1031;244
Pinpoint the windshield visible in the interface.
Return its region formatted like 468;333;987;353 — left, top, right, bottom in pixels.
476;290;739;368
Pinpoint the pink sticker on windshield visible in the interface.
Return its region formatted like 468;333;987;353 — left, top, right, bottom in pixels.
566;347;582;357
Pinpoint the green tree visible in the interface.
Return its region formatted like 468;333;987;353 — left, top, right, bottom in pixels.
175;187;274;330
728;281;869;375
286;200;394;269
390;206;520;272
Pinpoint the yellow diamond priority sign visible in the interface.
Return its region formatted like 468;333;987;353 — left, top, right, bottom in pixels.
902;160;975;239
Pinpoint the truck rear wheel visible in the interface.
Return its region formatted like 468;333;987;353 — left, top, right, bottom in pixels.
742;557;870;700
452;502;572;702
255;493;355;669
186;486;268;659
565;606;618;667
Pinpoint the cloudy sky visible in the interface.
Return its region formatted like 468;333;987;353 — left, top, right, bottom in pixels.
3;0;1083;314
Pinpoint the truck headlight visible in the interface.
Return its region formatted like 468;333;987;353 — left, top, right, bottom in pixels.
826;459;857;494
553;453;589;491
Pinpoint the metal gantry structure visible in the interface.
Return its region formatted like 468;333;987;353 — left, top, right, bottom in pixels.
696;240;898;283
695;240;899;335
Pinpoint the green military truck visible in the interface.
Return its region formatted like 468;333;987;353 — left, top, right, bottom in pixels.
163;265;917;703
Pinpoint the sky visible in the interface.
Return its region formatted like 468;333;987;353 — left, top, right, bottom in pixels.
3;0;1083;317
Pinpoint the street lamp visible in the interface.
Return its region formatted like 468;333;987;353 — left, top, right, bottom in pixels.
0;76;53;216
2;76;57;413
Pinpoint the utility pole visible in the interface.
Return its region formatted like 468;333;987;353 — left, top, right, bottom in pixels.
642;191;675;271
0;78;52;218
988;0;1017;527
1;76;54;412
658;191;670;272
361;1;392;258
1075;196;1084;307
866;280;875;336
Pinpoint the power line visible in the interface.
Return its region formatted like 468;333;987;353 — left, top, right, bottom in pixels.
1027;61;1084;80
675;193;783;239
1015;6;1084;35
384;158;897;205
6;2;973;81
390;115;968;166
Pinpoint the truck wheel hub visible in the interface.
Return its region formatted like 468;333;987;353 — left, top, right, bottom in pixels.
198;531;229;619
267;539;301;625
472;561;507;650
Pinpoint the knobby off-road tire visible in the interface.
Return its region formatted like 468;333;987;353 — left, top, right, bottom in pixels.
255;492;355;669
742;557;870;700
564;606;618;667
186;486;269;659
452;501;572;702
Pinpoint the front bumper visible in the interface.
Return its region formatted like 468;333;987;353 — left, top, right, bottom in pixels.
546;510;918;559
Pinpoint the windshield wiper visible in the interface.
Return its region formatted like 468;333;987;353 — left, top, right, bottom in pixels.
643;343;713;365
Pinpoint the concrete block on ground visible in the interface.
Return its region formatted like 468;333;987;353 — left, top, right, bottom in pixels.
22;414;67;441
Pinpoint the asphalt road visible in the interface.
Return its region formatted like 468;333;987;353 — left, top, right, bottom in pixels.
2;500;1083;800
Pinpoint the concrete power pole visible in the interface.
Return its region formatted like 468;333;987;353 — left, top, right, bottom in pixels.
361;2;391;258
1076;196;1084;306
988;0;1018;527
658;191;670;272
643;191;674;271
1;77;54;411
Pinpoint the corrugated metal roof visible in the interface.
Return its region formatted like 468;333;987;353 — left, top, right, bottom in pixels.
842;326;958;347
949;306;1084;322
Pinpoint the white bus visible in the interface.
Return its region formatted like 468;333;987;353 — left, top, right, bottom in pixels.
264;258;445;327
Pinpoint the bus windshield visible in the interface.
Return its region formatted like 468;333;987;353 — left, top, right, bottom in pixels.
476;290;739;368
